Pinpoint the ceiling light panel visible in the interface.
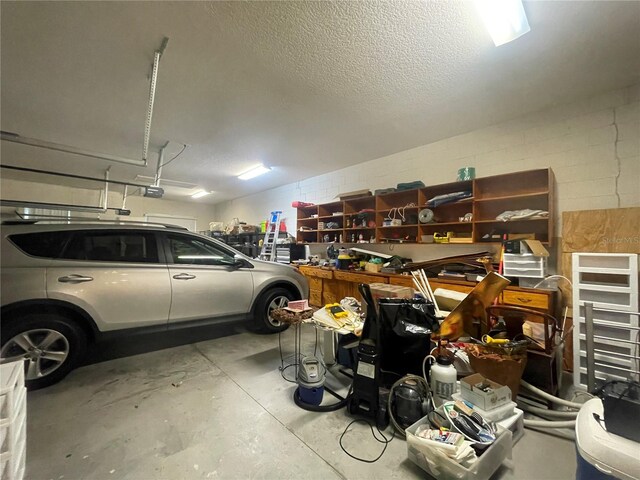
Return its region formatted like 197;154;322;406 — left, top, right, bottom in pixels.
238;164;271;181
191;190;212;199
474;0;530;46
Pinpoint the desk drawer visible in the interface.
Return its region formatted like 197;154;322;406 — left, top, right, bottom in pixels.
308;277;323;291
304;268;333;279
333;271;386;284
502;290;550;310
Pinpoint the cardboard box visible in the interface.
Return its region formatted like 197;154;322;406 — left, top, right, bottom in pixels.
364;262;382;273
460;373;512;411
368;283;413;311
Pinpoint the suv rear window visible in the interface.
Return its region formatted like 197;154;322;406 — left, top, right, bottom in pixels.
62;232;159;263
10;231;71;258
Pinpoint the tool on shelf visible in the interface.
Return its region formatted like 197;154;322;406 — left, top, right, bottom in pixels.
259;210;282;261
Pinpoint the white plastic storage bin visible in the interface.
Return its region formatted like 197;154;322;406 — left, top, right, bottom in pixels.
0;363;23;428
0;360;26;480
406;416;512;480
451;393;516;423
503;253;547;279
496;409;524;445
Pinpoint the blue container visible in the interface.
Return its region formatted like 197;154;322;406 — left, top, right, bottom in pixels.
298;385;324;406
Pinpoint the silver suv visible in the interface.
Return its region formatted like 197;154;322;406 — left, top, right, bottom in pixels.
0;221;308;389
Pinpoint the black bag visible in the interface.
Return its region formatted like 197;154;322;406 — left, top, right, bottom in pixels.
596;380;640;442
377;298;438;382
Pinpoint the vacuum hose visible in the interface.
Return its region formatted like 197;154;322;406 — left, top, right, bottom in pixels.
293;387;350;412
523;419;576;428
520;379;583;410
518;403;578;419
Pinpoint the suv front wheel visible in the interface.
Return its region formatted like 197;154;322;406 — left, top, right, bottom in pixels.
1;313;87;390
253;287;294;334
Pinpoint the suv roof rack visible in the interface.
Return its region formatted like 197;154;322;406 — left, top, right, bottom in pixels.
0;218;189;231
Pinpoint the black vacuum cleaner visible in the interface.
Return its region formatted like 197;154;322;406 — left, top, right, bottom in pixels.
346;284;389;429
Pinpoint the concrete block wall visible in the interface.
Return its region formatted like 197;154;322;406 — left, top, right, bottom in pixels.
215;84;640;248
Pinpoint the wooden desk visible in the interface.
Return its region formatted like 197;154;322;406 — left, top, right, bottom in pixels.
299;266;556;316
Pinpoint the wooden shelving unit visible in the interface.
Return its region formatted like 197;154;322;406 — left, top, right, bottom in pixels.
296;168;554;246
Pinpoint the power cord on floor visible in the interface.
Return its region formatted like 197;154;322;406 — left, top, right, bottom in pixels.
339;419;394;463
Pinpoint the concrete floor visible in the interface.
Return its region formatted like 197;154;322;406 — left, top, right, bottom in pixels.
26;324;577;480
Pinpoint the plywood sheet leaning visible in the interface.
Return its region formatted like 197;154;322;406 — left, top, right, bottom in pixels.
561;206;640;372
562;207;640;254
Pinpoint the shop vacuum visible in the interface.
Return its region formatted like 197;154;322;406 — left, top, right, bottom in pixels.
296;357;325;405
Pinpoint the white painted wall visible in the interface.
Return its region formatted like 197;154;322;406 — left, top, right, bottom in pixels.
215;84;640;261
0;178;217;231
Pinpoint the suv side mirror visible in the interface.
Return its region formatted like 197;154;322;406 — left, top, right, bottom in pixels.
227;258;251;269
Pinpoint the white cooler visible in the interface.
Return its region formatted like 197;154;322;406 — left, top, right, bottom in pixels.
575;398;640;480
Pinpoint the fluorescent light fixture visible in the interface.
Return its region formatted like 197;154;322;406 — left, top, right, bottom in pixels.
474;0;530;46
191;190;212;199
238;164;271;180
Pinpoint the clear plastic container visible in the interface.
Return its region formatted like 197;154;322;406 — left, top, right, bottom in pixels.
451;393;516;423
406;415;513;480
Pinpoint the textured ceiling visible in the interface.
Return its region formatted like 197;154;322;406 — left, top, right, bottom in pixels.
1;1;639;204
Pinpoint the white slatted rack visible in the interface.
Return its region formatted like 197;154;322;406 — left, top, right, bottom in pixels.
572;253;639;388
0;360;26;480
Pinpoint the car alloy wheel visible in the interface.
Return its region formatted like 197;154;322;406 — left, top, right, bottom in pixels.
267;295;290;327
1;328;70;380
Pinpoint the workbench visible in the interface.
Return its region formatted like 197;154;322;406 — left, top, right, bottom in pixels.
299;265;561;395
298;265;556;316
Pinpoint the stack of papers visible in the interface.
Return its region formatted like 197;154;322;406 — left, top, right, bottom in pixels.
309;308;362;334
412;426;477;467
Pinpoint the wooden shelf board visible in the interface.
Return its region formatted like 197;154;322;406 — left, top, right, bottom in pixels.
345;227;376;231
475;191;549;202
318;215;344;220
420;221;473;227
475;218;548;224
377;206;419;212
377;224;419;229
423;198;474;207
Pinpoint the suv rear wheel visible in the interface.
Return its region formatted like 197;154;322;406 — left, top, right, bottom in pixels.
1;313;87;390
253;287;294;333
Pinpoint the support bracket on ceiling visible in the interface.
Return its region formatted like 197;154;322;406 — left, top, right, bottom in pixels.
1;36;171;168
143;37;170;163
154;141;170;187
0;131;148;167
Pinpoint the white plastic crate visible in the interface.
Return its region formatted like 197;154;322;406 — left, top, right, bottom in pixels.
451;393;516;423
496;408;524;445
503;253;547;279
0;361;26;480
0;363;23;428
406;416;512;480
0;388;25;456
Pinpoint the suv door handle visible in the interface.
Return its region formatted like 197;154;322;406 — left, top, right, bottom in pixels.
172;273;196;280
58;274;94;283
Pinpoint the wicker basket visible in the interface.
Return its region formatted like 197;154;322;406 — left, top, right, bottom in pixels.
271;308;313;325
465;344;527;398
